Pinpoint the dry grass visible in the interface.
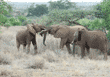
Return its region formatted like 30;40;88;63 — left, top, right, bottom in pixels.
0;26;110;77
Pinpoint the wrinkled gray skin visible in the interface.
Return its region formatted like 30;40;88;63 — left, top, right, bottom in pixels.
16;23;46;54
40;25;88;54
73;28;108;60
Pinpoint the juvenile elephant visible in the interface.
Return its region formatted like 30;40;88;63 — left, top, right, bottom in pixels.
16;23;46;54
72;28;108;60
40;25;88;54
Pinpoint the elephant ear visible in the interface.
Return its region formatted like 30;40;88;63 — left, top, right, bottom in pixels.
77;28;84;41
73;28;82;41
27;24;36;35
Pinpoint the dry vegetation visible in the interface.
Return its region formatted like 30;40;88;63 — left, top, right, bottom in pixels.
0;26;110;77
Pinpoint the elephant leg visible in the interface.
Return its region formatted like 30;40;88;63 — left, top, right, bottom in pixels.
23;44;26;52
16;40;20;51
66;43;72;54
81;46;85;59
86;46;90;55
27;42;31;54
32;38;37;55
104;52;107;60
101;49;107;60
85;42;90;55
60;38;67;50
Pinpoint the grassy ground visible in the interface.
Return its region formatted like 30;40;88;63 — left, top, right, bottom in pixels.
0;26;110;77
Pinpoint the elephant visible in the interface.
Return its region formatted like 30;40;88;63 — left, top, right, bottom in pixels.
40;25;88;54
72;28;108;60
16;23;47;54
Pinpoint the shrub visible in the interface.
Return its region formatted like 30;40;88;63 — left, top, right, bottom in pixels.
9;17;22;26
18;15;27;22
0;14;7;24
4;20;12;27
12;19;22;26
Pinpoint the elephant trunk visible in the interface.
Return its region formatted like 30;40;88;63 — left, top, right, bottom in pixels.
40;27;52;46
43;32;47;46
72;39;76;57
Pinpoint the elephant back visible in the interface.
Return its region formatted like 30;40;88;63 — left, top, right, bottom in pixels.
69;25;88;31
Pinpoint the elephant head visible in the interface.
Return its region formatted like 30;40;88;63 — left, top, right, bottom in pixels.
27;23;46;35
27;23;47;46
40;25;69;46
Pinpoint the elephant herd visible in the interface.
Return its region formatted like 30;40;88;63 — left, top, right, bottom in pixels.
16;23;109;60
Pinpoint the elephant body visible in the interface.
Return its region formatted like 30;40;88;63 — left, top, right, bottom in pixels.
73;29;108;60
16;23;46;54
40;25;88;54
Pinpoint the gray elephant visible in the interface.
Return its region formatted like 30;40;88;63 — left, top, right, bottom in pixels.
72;28;108;60
40;25;88;54
16;23;46;54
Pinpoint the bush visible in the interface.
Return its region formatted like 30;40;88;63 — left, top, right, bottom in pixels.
0;14;7;24
12;19;22;26
9;17;15;22
18;15;27;22
78;18;105;30
4;20;12;27
9;17;22;26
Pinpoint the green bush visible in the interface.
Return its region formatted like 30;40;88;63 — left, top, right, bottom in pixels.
78;18;105;30
4;20;12;27
9;17;22;26
0;14;7;24
12;19;22;26
4;23;12;27
18;15;27;22
9;17;15;22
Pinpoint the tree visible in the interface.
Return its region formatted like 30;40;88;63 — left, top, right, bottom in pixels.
97;0;110;40
0;0;13;26
27;3;48;17
48;0;76;11
94;4;104;18
0;0;13;16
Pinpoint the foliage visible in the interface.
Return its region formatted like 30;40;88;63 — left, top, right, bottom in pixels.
48;0;76;10
48;9;92;22
0;0;13;26
4;20;12;27
78;18;105;30
27;3;48;17
0;14;7;24
94;4;104;18
18;15;27;22
22;19;33;25
0;0;13;16
9;17;22;26
97;0;110;40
